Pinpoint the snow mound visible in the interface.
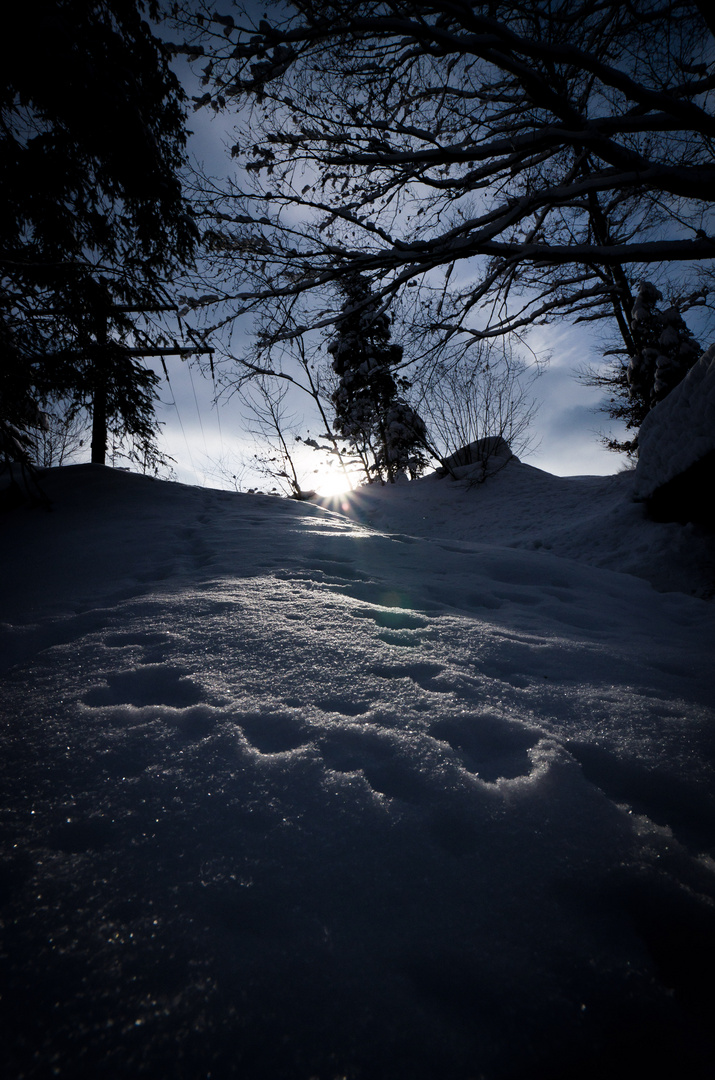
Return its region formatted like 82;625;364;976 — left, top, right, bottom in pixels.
441;435;515;469
325;456;714;597
434;435;516;481
634;345;715;515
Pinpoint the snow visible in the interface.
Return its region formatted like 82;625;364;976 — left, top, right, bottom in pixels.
635;344;715;501
1;461;714;1079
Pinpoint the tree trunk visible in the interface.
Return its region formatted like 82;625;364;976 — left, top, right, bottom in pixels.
91;319;108;465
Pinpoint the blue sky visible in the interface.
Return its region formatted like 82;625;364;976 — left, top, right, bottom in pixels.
152;32;634;491
141;4;715;493
148;325;630;492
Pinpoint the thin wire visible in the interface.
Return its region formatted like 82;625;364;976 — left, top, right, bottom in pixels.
187;356;209;458
210;364;226;461
164;365;199;482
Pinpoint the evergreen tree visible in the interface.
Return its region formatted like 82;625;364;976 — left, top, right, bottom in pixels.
1;0;196;467
628;283;702;412
584;282;702;454
328;274;428;482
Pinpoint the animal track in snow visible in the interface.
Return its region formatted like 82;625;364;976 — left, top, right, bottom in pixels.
318;727;396;773
371;662;450;693
177;524;216;570
238;711;313;754
351;607;430;631
83;666;205;708
315;696;371;717
430;713;540;782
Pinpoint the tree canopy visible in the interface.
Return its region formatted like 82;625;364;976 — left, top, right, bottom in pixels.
174;0;715;356
1;0;196;465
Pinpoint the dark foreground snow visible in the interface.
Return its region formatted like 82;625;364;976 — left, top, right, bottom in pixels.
1;463;714;1079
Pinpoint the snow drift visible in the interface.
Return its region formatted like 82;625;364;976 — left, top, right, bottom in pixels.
634;344;715;523
1;462;714;1079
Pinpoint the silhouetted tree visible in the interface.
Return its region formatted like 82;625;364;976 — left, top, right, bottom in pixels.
328;274;428;482
1;0;196;466
582;282;702;453
174;1;715;353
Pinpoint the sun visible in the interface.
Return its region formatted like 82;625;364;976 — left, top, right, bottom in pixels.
308;460;361;498
312;469;355;498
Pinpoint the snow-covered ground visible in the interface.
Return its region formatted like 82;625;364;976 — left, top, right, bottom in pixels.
1;461;714;1079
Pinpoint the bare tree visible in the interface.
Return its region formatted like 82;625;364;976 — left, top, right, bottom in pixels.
414;339;540;477
211;289;355;488
34;401;90;468
200;449;251;492
240;376;324;498
172;0;715;357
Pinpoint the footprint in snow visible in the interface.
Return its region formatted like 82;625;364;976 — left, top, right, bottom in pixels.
319;728;434;804
430;713;540;782
318;727;396;773
371;661;449;693
238;711;313;754
362;759;435;803
83;666;205;708
351;607;430;631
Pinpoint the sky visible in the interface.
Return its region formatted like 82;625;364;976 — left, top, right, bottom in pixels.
112;2;715;497
120;8;713;494
142;78;633;492
144;319;630;493
2;447;714;1078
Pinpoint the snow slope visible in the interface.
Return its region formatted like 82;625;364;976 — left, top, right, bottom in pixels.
634;344;715;501
1;462;715;1080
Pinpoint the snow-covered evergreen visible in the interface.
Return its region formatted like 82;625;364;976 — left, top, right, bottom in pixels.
628;282;702;411
329;274;428;482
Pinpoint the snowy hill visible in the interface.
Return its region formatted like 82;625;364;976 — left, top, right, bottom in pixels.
1;462;715;1079
319;458;715;596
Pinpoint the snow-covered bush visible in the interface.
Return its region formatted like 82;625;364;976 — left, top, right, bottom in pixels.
373;401;430;481
415;343;538;470
436;435;516;483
